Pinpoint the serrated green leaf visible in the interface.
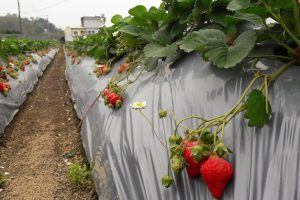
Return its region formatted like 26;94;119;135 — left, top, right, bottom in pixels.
225;12;264;26
239;6;269;19
144;57;159;71
244;89;272;127
144;43;178;58
179;29;224;52
200;0;213;9
148;6;168;23
227;0;253;11
176;0;194;7
128;5;147;17
111;14;123;24
204;30;257;68
270;0;294;9
211;9;232;27
118;25;141;37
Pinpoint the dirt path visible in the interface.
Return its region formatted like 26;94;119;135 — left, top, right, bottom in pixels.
0;48;96;200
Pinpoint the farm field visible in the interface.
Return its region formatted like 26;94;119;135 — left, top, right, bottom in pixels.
0;0;300;199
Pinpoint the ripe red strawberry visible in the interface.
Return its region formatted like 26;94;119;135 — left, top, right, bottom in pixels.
23;60;30;65
7;67;14;73
0;82;5;92
110;95;123;107
103;88;113;97
117;63;129;74
0;82;11;96
107;92;123;109
100;64;110;75
0;66;3;72
108;93;118;103
200;156;233;199
1;74;8;80
183;141;207;178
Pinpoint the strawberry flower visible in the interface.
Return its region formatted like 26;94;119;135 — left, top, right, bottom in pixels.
130;101;147;110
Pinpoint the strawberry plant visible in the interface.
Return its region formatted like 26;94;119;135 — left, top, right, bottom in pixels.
68;0;300;198
0;38;57;97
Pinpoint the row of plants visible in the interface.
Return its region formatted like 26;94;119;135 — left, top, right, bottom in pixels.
0;38;57;97
66;0;300;198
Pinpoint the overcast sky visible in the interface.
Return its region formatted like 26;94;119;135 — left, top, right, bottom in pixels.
0;0;162;29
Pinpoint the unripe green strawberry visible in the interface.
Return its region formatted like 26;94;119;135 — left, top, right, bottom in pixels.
159;110;167;118
171;155;185;174
161;175;174;188
169;134;183;145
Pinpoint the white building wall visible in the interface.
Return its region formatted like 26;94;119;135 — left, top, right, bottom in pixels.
82;18;104;28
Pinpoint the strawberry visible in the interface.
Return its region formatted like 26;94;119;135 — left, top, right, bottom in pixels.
0;66;3;72
107;92;123;109
0;82;5;92
200;156;233;199
102;88;112;97
117;63;129;74
110;95;123;108
183;141;207;178
0;82;11;96
100;64;109;75
1;74;8;80
20;64;25;71
23;60;30;65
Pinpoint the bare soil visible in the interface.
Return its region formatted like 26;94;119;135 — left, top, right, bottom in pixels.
0;48;97;200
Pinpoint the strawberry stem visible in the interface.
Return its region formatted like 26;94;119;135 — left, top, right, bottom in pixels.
139;110;167;149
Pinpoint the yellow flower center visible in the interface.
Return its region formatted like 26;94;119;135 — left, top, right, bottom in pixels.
136;102;143;108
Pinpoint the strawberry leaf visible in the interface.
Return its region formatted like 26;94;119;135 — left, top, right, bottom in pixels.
179;29;224;53
225;12;264;26
204;30;256;68
144;43;178;58
118;25;141;37
244;89;272;128
180;29;256;68
144;57;159;71
111;14;123;24
270;0;294;9
227;0;253;11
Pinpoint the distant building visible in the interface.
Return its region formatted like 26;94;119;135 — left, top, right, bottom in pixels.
81;14;105;35
64;27;86;41
64;14;105;41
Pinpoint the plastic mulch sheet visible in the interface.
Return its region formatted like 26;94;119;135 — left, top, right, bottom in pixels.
65;52;300;200
0;49;58;134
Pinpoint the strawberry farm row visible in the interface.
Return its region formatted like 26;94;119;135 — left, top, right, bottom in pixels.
0;39;58;134
65;0;299;199
65;50;300;200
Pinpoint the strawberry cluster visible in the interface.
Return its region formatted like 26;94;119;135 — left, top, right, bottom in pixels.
102;83;124;109
0;81;11;97
166;130;233;199
0;66;8;80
